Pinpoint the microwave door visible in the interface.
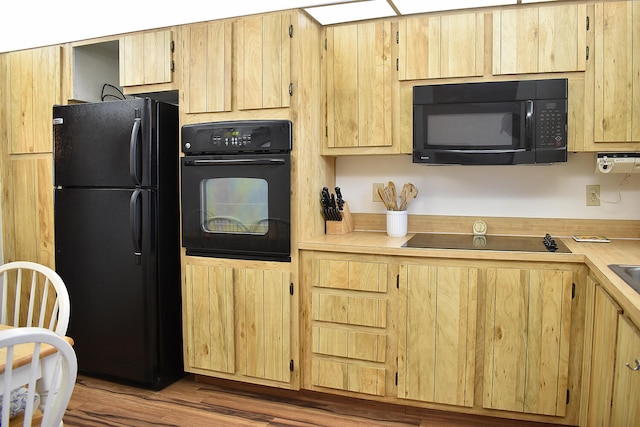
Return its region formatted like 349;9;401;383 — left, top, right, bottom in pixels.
413;101;534;164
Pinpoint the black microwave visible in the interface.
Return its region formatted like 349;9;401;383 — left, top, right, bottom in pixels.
413;79;568;165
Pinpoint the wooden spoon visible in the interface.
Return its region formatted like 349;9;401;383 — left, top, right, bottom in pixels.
387;181;397;210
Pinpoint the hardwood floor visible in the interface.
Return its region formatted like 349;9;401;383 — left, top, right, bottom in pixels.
64;375;561;427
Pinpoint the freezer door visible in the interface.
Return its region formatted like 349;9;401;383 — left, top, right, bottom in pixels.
53;99;155;188
54;187;159;384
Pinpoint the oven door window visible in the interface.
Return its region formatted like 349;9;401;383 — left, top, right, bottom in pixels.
202;177;268;235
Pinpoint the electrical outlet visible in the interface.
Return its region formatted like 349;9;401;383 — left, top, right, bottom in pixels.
586;185;600;206
373;183;384;202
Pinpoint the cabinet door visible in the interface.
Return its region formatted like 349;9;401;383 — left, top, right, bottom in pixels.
183;264;235;374
309;256;389;396
492;4;587;74
397;264;477;407
236;13;291;110
326;21;392;150
610;315;640;425
5;157;55;266
483;267;573;416
398;12;484;80
5;46;61;154
119;30;173;87
235;268;291;383
593;1;640;143
586;285;621;426
182;21;232;113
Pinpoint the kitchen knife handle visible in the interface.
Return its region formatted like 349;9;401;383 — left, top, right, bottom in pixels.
130;116;142;185
129;189;142;265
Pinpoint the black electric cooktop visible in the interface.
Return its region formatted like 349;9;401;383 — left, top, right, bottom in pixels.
404;233;571;253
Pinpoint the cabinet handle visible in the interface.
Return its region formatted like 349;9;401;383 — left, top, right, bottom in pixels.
625;359;640;371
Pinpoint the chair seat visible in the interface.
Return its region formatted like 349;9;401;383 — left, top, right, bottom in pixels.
0;386;41;426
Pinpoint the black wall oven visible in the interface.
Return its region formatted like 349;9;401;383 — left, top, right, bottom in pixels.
180;120;292;262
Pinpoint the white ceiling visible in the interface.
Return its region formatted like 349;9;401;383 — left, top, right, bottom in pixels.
1;0;549;53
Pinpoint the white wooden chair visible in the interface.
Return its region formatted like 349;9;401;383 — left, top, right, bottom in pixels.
0;262;71;336
0;327;77;427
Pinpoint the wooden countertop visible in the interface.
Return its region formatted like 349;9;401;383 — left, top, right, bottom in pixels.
299;231;640;327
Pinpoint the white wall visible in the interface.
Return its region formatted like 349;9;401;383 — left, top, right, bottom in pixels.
336;152;640;220
73;43;121;103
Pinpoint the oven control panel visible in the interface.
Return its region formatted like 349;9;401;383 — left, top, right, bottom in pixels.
182;120;292;154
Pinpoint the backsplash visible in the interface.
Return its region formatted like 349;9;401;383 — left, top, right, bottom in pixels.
336;153;640;220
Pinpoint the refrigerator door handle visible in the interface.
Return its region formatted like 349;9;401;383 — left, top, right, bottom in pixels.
129;189;142;265
130;117;142;186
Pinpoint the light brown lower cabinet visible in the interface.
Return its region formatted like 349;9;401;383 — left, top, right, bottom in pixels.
397;263;477;407
302;251;582;423
585;284;621;425
610;314;640;425
583;282;640;427
306;254;393;396
482;267;573;417
182;257;294;386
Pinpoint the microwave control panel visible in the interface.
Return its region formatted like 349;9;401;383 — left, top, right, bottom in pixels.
536;101;566;148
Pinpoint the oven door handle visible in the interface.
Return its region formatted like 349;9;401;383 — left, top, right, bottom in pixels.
185;158;286;166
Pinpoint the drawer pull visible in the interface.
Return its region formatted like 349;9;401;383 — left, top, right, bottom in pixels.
625;359;640;371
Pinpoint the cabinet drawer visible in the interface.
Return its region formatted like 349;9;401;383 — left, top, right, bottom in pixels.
312;292;387;328
313;259;389;292
311;358;385;396
312;325;386;362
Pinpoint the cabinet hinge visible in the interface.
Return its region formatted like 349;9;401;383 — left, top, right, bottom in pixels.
289;83;294;97
324;38;327;50
586;16;590;31
572;283;576;299
290;283;294;295
290;360;294;371
396;274;400;289
396;58;399;71
170;40;175;52
395;372;398;385
170;60;175;73
289;24;294;38
396;31;399;44
586;46;589;61
566;389;570;405
325;125;328;138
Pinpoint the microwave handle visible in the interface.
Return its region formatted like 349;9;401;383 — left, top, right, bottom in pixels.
525;100;534;148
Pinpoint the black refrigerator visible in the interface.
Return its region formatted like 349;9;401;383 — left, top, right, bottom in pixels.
53;99;184;389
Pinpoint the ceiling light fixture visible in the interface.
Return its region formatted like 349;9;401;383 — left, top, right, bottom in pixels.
305;0;397;25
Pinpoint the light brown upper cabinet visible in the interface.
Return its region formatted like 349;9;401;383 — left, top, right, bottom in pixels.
119;29;174;87
325;21;392;152
182;21;232;114
236;13;292;110
592;0;640;143
397;12;484;80
5;46;61;154
492;3;587;75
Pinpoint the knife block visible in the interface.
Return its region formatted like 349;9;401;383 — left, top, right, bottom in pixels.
326;202;354;235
